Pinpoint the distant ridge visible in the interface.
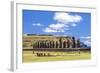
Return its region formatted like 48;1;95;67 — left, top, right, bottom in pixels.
24;34;53;36
23;34;70;37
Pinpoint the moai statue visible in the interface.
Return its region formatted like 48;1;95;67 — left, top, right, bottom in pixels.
40;41;42;48
49;41;52;48
45;41;47;48
52;41;55;48
32;42;34;49
47;41;49;48
51;41;54;48
41;41;44;48
47;41;50;48
34;42;37;48
63;41;66;48
72;37;76;48
37;41;39;48
67;39;70;48
56;41;59;48
68;37;73;48
59;38;62;48
76;39;80;48
44;41;46;48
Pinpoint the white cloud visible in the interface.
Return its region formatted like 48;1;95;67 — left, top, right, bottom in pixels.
71;23;77;27
49;23;68;30
44;27;64;32
44;23;69;33
32;23;42;26
80;36;91;39
54;12;82;24
44;27;57;32
43;12;82;33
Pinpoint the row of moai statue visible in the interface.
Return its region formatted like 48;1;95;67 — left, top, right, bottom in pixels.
32;37;81;49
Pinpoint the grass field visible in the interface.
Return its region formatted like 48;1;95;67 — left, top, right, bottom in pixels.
23;50;91;63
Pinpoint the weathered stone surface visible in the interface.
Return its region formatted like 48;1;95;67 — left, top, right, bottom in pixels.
23;34;83;49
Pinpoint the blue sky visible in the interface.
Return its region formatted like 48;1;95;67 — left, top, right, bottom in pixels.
23;10;91;46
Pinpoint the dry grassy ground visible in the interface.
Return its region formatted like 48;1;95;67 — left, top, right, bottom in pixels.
23;50;91;63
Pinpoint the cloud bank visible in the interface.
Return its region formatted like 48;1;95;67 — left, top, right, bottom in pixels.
80;36;91;46
44;12;82;33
